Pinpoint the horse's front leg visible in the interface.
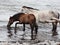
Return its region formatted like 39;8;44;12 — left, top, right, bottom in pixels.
14;22;20;34
21;24;25;40
23;24;25;31
52;22;58;36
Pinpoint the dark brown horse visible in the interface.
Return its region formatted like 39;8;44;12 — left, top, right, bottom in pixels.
7;13;38;40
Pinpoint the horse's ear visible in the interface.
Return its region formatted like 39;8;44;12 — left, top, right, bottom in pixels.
10;16;12;19
22;6;26;8
10;16;13;18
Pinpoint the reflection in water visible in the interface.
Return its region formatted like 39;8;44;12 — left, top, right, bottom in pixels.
0;25;60;42
7;32;13;38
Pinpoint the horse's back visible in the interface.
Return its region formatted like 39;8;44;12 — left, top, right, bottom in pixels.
38;10;59;22
18;14;36;23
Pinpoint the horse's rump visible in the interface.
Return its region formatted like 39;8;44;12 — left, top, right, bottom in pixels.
38;10;59;23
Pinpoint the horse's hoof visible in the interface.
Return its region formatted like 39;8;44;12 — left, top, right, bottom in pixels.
34;40;41;43
31;38;35;40
14;32;17;35
8;35;11;37
8;31;11;33
8;34;13;38
21;38;25;40
52;33;58;36
52;34;58;36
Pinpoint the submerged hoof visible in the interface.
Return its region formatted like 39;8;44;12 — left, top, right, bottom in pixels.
21;38;25;40
52;32;58;36
31;38;35;40
8;31;11;33
8;34;13;38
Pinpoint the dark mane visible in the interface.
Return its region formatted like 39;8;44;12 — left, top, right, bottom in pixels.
22;6;39;10
12;13;25;21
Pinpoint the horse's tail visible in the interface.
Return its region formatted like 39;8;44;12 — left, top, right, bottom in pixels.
53;12;60;23
58;12;60;24
58;12;60;19
49;12;60;23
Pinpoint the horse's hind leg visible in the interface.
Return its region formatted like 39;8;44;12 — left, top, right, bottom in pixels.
34;23;38;39
23;24;25;31
30;24;34;40
52;22;58;36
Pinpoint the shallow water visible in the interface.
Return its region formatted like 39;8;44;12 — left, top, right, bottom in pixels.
0;21;60;42
0;22;60;45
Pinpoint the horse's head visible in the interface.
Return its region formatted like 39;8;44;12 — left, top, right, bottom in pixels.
7;16;14;30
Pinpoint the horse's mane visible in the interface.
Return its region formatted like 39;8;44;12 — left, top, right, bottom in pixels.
12;13;25;20
22;6;39;10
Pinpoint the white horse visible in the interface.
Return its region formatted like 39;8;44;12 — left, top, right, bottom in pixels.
21;6;60;36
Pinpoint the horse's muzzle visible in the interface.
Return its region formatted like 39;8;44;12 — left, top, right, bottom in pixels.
7;25;11;30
